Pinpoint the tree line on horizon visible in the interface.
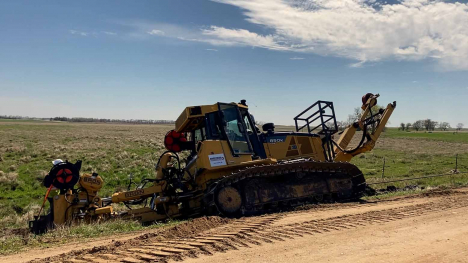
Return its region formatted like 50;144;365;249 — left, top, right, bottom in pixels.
399;119;464;132
334;106;464;133
0;115;175;125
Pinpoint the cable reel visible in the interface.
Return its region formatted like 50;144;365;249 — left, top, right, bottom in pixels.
44;161;81;190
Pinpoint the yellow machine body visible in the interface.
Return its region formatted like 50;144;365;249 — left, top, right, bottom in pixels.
36;94;395;232
79;173;104;193
105;94;395;223
52;194;72;225
48;173;112;227
263;134;326;161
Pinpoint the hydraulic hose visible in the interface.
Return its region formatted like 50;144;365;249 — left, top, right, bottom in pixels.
332;123;368;154
333;106;383;155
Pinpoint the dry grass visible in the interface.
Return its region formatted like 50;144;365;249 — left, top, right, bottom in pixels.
0;204;40;230
376;137;468;155
0;171;19;187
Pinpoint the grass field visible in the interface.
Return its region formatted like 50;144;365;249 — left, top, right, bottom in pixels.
1;120;468;254
0;120;172;229
351;128;468;188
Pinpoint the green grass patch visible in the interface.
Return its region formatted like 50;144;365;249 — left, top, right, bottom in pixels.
384;128;468;143
363;188;425;200
351;147;468;190
351;149;466;179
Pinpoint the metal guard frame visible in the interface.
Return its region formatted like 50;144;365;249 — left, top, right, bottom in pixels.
294;101;339;161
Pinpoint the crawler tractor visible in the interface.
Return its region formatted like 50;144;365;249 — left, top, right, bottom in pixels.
30;93;395;234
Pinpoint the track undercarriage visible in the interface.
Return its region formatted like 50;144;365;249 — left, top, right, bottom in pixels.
206;159;366;216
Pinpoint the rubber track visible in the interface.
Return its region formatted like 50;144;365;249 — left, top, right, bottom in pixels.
48;194;468;263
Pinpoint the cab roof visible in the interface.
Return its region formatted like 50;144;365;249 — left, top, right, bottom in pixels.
175;102;248;132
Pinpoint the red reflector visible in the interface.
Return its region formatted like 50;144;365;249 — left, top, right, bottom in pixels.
172;144;180;152
164;129;187;152
64;169;72;175
172;131;180;138
57;169;64;176
57;177;64;183
65;175;73;183
165;137;173;145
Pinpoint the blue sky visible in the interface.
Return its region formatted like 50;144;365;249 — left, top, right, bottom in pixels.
1;0;467;126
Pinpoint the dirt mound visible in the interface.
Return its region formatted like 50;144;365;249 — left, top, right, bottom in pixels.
136;216;230;241
30;216;230;263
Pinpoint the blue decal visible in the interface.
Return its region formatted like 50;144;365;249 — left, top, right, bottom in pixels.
267;136;287;144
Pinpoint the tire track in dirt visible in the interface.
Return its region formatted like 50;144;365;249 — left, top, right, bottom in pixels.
32;191;468;263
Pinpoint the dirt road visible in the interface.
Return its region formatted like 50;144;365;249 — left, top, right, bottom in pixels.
184;193;468;263
6;189;468;263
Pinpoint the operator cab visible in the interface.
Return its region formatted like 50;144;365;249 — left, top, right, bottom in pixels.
173;101;265;160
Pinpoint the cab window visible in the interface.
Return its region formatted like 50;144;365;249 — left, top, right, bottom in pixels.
241;111;255;134
219;104;252;155
194;127;206;144
205;112;223;139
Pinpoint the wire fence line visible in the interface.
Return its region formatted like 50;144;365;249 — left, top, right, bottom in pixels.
367;171;468;186
365;154;466;186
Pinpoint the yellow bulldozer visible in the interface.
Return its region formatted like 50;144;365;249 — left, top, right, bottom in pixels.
30;93;396;234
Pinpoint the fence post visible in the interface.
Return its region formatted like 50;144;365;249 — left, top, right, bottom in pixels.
382;157;385;179
456;154;458;172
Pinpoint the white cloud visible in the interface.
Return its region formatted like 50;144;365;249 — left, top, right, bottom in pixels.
349;61;366;68
200;26;289;50
203;0;468;71
147;29;165;36
206;48;219;51
290;57;305;60
69;30;88;36
70;30;118;37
